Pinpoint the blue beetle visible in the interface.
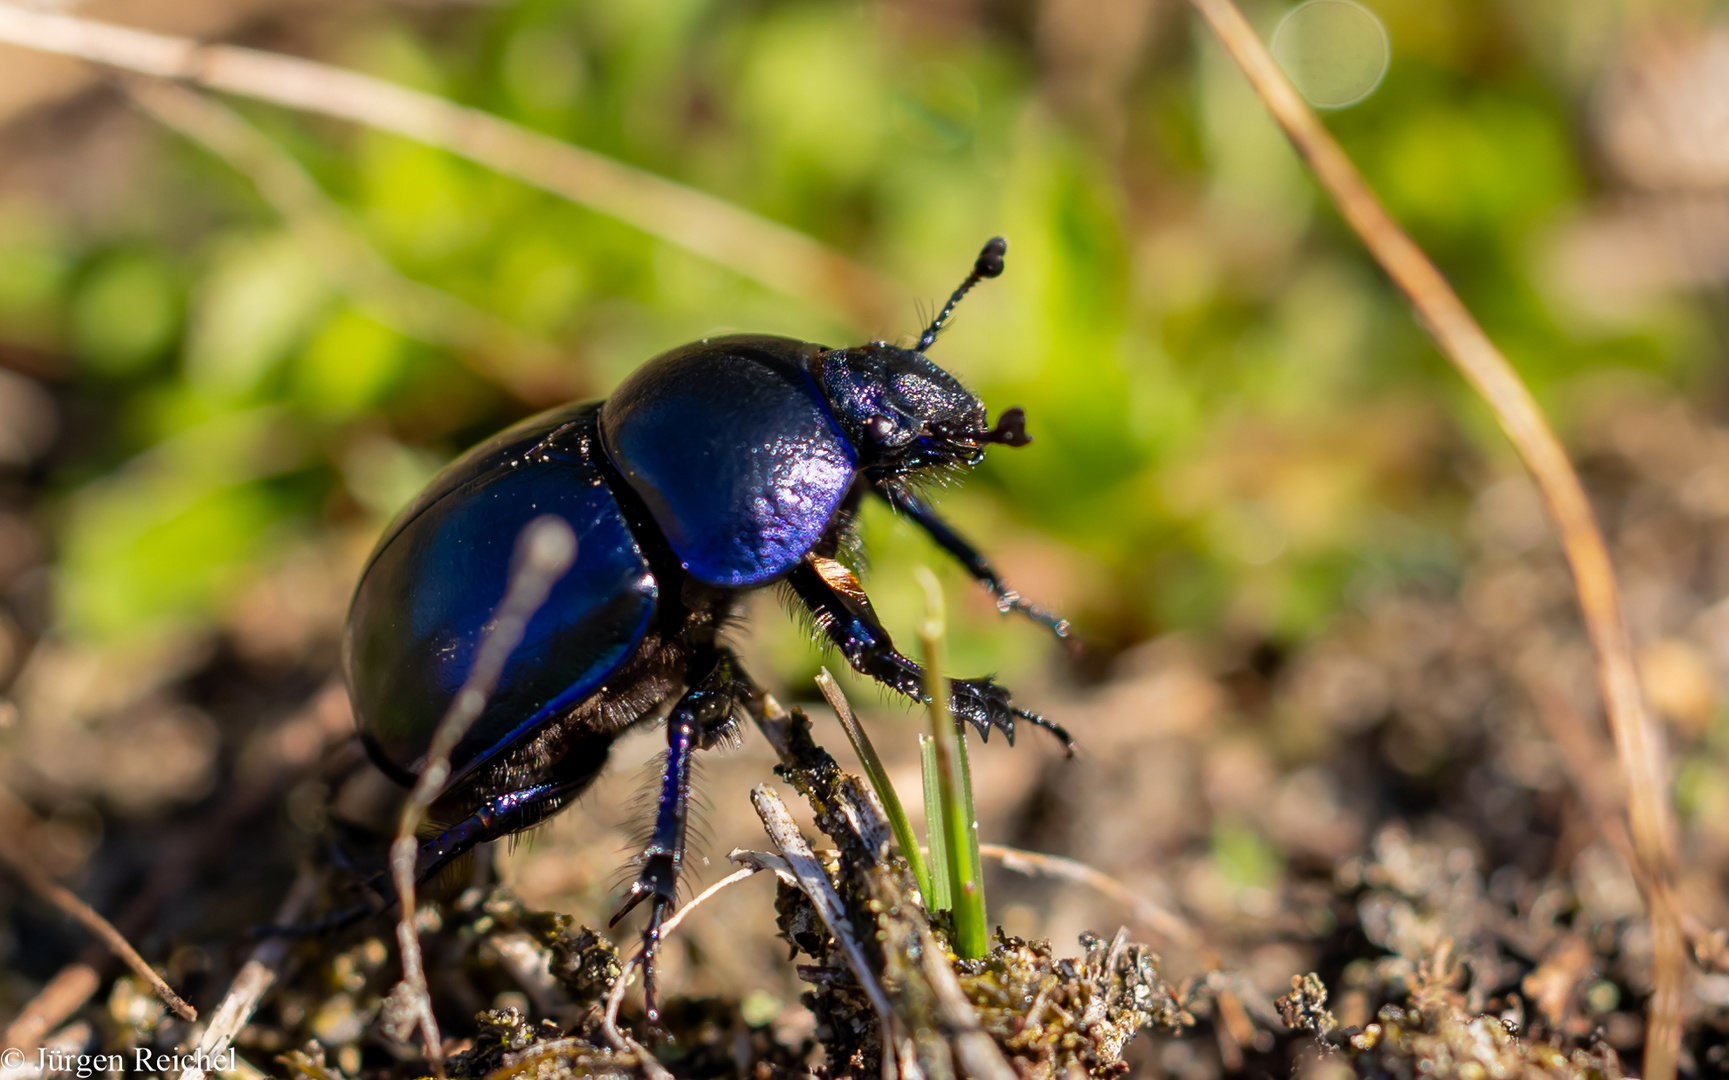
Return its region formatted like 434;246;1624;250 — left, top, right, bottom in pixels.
343;239;1071;1018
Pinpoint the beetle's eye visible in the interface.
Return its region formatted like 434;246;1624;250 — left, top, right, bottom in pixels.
864;415;896;443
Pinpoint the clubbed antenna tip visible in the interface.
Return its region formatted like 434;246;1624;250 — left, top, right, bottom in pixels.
918;236;1009;352
974;236;1007;279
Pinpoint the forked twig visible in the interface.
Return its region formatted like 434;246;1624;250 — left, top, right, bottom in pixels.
0;3;899;330
391;516;577;1074
175;869;321;1080
0;786;195;1023
1187;2;1685;1075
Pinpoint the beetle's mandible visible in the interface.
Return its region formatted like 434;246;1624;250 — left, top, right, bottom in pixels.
342;237;1073;1020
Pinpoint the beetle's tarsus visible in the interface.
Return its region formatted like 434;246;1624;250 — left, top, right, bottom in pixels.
998;590;1072;642
1015;707;1077;757
611;856;677;1023
642;894;671;1025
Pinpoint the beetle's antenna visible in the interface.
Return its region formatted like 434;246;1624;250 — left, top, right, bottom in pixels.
917;236;1007;352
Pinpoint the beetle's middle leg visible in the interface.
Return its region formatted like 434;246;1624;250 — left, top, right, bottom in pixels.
786;553;1075;754
611;647;753;1022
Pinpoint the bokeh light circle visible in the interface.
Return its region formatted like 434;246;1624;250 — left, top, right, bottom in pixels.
1270;0;1391;109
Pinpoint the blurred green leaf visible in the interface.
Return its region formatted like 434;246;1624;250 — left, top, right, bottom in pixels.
72;252;181;376
184;233;332;401
5;0;1710;654
294;309;409;417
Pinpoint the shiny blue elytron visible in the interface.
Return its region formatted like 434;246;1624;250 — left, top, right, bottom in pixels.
342;239;1074;1021
346;402;657;788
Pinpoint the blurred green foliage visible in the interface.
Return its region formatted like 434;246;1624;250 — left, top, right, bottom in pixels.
0;0;1710;689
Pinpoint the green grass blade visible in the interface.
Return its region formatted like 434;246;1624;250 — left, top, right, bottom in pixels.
920;733;952;913
816;667;932;906
916;566;988;958
954;709;984;894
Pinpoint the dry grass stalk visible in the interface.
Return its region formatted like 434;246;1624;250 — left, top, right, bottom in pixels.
977;843;1198;949
1;963;100;1052
173;869;321;1080
389;516;576;1074
0;3;900;330
0;786;196;1023
1186;1;1686;1075
748;785;900;1031
1522;675;1714;950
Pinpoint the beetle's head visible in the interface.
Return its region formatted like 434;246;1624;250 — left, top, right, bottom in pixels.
815;237;1032;476
815;343;1029;474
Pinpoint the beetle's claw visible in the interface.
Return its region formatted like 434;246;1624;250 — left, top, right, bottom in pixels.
612;860;678;1026
639;895;672;1026
610;883;655;926
611;852;677;923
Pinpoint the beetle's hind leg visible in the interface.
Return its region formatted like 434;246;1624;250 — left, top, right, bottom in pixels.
611;647;754;1023
413;748;610;884
257;742;614;939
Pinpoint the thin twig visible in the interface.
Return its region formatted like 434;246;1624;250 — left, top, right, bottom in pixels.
0;785;195;1022
593;962;674;1080
977;843;1199;948
596;867;766;1080
0;3;900;331
1187;2;1685;1075
120;77;574;402
391;516;577;1074
175;869;321;1080
2;964;99;1052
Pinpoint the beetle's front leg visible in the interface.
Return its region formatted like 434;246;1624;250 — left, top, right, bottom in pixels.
786;554;1074;754
611;648;753;1023
872;481;1072;645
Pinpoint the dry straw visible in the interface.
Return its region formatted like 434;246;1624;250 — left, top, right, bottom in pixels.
0;3;900;332
1186;1;1685;1076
